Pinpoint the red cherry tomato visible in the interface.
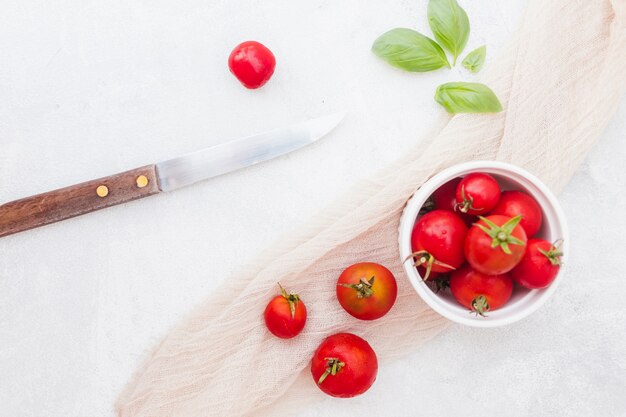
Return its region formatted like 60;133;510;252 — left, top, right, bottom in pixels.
456;173;501;215
431;178;476;225
465;215;528;275
311;333;378;398
490;190;543;237
263;284;306;339
510;239;563;289
410;210;468;279
450;264;513;316
336;263;397;321
228;41;276;89
433;178;461;210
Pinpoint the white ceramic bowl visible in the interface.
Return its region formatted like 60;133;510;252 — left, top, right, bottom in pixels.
398;161;569;327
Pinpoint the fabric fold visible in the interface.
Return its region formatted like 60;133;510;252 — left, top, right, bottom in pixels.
117;0;626;416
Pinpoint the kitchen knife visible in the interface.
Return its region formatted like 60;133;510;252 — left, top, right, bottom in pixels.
0;113;344;238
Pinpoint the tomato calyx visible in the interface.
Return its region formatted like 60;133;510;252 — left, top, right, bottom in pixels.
471;295;490;317
432;275;450;293
456;185;484;214
338;276;375;299
420;198;436;215
476;215;525;254
408;251;456;281
538;239;564;266
317;357;345;385
278;283;300;319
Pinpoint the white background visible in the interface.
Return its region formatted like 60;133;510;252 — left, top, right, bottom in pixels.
1;1;625;416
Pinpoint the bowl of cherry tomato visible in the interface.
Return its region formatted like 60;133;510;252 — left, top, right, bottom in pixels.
398;161;569;327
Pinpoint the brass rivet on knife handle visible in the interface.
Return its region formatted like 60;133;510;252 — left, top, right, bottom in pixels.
136;175;149;188
0;165;161;238
96;185;109;197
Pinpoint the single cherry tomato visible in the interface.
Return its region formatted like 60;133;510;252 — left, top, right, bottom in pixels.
263;283;306;339
465;215;528;275
228;41;276;89
336;262;397;321
433;178;461;211
311;333;378;398
489;190;543;237
510;239;563;289
410;210;468;279
450;264;513;316
456;173;501;215
431;178;476;225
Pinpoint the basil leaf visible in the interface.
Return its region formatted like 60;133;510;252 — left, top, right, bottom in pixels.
435;82;502;113
428;0;470;65
372;28;450;72
462;45;486;73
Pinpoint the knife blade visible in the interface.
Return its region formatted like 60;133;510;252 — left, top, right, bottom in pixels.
0;113;344;238
157;112;344;191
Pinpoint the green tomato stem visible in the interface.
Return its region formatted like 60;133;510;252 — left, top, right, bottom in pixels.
318;358;345;385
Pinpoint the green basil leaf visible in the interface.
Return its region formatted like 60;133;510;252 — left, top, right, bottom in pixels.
428;0;470;65
435;82;502;113
372;28;450;72
462;45;486;73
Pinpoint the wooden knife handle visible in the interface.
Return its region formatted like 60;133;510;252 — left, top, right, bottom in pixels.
0;165;161;238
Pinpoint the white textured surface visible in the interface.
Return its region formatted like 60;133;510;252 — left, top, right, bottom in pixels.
0;1;624;416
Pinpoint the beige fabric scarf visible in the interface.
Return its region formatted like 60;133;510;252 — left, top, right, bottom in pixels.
117;0;626;415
